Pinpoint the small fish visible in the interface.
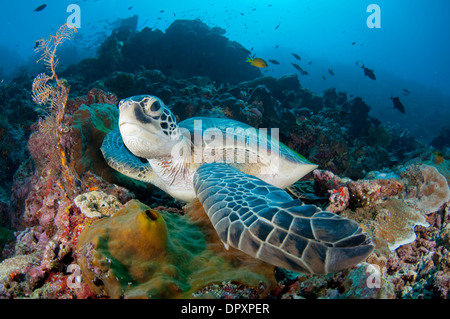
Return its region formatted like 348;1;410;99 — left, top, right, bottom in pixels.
33;40;40;49
275;23;280;29
322;75;326;80
328;68;334;76
391;96;405;114
292;63;308;75
33;4;47;12
352;42;356;45
275;44;279;49
268;59;280;65
128;6;133;10
308;61;312;65
291;53;301;60
246;57;268;68
160;10;165;13
291;63;303;72
360;65;376;80
402;88;411;96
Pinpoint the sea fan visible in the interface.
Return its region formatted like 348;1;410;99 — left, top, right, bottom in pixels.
35;23;77;77
31;23;80;197
31;73;53;106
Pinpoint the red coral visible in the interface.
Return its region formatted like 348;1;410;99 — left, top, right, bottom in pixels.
328;186;350;213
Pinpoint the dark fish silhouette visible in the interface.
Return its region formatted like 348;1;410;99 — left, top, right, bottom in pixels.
308;61;312;65
268;59;280;65
291;63;303;72
128;6;133;10
391;96;405;114
34;41;40;49
33;4;47;12
291;53;301;60
352;42;356;45
328;68;334;76
360;65;376;80
275;23;280;29
402;88;411;96
292;63;308;75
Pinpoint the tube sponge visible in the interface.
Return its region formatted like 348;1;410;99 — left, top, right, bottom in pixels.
76;199;274;298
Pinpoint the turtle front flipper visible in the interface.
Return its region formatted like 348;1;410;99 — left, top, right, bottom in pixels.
193;163;374;275
101;129;156;183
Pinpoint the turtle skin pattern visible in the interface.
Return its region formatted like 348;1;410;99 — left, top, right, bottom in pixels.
193;163;374;274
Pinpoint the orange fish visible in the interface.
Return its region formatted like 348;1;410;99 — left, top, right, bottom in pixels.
246;57;267;68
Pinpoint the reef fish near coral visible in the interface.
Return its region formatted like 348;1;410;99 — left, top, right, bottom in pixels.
391;96;406;114
268;59;280;65
246;57;268;68
360;64;376;80
291;53;301;60
292;63;308;75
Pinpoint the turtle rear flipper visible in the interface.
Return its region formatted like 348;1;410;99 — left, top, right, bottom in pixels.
193;163;374;275
101;129;156;183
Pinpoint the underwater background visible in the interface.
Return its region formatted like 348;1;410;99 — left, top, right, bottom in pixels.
0;0;449;299
2;0;450;141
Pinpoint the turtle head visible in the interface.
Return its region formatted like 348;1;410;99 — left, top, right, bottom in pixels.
118;95;182;159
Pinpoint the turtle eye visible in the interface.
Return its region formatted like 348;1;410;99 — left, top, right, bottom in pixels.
142;98;163;116
151;101;161;112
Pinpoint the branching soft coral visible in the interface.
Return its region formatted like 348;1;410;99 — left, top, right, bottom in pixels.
31;23;79;198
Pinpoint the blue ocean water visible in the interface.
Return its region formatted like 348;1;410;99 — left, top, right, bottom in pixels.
0;0;449;141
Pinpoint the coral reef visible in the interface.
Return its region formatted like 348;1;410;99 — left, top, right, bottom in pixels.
0;75;37;204
314;164;450;251
62;18;261;90
431;125;450;150
0;18;448;299
274;200;450;299
74;191;122;218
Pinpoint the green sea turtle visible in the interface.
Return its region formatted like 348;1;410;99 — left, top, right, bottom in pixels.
101;95;374;274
